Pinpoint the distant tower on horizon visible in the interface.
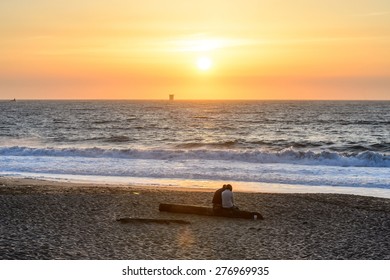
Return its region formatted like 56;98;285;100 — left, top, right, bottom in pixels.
169;94;174;101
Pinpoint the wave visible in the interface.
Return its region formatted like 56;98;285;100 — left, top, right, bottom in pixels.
1;146;389;168
175;140;240;149
104;136;131;143
176;140;390;153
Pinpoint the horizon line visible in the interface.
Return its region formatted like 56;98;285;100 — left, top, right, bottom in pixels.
1;98;390;102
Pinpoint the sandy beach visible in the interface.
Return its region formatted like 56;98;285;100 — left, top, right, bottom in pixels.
1;177;390;260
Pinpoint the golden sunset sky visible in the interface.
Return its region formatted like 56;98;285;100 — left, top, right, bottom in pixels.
1;0;390;100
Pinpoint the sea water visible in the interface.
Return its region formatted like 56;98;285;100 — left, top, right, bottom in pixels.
0;100;389;197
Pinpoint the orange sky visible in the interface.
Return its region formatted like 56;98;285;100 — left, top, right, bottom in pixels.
1;1;390;100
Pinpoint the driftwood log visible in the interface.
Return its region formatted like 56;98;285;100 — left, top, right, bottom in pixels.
116;217;191;224
159;203;263;220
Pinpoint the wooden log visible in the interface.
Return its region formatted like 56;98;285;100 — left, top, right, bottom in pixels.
159;203;263;220
116;217;191;225
159;204;214;216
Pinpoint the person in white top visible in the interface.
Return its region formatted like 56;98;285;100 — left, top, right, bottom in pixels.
221;184;238;210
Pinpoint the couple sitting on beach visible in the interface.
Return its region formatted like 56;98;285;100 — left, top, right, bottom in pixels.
212;184;239;213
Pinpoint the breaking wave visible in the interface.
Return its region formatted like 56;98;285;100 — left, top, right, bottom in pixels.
1;146;389;168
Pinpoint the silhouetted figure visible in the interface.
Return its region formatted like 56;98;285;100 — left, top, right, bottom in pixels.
212;184;226;210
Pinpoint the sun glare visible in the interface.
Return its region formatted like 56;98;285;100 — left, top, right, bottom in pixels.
197;56;212;71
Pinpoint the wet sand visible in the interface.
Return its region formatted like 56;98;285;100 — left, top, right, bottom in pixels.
1;177;390;260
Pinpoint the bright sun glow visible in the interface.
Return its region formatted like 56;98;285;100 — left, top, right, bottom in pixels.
197;56;212;71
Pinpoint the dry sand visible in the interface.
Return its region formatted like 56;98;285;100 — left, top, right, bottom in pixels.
1;177;390;260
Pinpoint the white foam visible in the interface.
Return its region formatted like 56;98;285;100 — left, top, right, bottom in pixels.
1;146;389;167
1;154;389;192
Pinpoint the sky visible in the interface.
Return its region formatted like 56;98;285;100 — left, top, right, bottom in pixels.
1;0;390;100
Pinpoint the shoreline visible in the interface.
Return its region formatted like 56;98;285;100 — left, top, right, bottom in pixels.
1;177;390;260
2;173;390;199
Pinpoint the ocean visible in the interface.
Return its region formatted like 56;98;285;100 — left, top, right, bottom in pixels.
0;100;389;197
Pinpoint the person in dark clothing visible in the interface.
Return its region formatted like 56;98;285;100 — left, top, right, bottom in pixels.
212;184;226;210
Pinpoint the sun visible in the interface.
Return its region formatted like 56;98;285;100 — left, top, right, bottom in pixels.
197;56;212;71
